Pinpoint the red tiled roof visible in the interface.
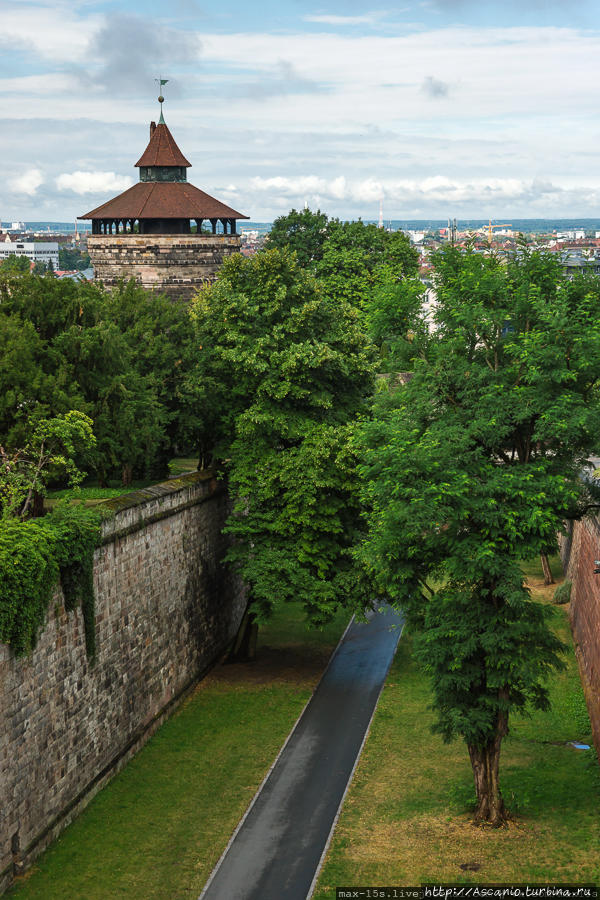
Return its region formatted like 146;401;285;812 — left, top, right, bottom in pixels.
135;123;191;168
79;181;248;220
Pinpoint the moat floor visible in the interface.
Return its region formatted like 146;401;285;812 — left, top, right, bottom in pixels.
199;606;404;900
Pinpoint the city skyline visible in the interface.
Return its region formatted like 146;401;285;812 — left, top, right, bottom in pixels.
1;0;598;221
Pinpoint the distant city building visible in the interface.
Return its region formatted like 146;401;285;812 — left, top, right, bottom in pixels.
556;230;585;241
559;250;600;277
79;95;248;300
404;230;425;244
0;234;59;268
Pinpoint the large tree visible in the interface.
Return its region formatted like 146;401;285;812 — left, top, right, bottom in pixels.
191;248;375;636
266;207;330;268
317;219;419;310
357;244;600;825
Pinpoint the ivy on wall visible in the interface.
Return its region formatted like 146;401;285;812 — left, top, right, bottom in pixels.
0;504;103;658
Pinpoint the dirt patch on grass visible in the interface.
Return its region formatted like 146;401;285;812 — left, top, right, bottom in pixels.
345;813;537;879
524;566;566;606
203;643;333;689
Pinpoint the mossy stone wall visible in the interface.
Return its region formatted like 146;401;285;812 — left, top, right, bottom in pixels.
0;473;245;894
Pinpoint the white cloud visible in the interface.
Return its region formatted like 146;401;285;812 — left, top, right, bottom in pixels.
13;168;44;195
198;26;599;122
246;173;585;215
0;5;99;63
56;171;133;194
304;13;387;26
250;175;347;200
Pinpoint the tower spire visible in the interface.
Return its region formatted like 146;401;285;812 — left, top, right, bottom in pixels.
155;76;169;124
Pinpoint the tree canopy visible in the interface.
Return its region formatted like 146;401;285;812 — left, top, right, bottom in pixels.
191;248;375;628
267;211;420;314
0;411;95;519
317;219;420;309
0;272;198;485
266;207;330;268
58;245;91;271
0;255;30;273
357;244;600;824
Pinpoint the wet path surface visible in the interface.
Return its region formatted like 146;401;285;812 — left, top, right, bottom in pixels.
199;605;404;900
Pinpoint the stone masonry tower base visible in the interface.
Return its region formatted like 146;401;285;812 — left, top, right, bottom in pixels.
88;233;241;301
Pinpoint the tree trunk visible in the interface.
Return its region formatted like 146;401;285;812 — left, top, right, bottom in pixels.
31;490;45;518
226;606;258;662
467;702;509;826
121;463;133;487
540;553;555;585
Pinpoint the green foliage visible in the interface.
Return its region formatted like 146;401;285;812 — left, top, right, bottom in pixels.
268;211;420;312
366;276;427;370
0;273;198;484
358;246;600;764
0;518;59;654
58;245;91;271
0;411;96;518
553;579;572;605
0;254;30;273
192;248;376;624
103;280;199;478
0;503;102;656
316;219;419;309
49;503;102;658
266;207;330;267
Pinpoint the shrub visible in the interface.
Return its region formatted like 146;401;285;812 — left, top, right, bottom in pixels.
0;504;103;657
553;579;572;605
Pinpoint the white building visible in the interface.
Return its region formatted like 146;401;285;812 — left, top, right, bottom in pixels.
556;230;585;241
404;229;425;244
0;234;59;269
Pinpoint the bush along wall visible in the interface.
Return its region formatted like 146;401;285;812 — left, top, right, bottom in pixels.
0;504;103;659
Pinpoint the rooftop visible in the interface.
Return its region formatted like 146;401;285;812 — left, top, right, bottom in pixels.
135;122;191;169
79;100;248;223
80;181;248;221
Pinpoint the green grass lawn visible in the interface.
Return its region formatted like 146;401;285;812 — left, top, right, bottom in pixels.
313;557;599;894
44;459;201;506
9;603;349;900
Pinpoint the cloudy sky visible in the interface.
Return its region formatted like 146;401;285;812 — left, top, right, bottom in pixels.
1;0;598;222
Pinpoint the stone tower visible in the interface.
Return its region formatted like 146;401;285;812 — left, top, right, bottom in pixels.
79;100;248;300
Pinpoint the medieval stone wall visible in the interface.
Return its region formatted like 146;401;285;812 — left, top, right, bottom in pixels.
0;473;246;894
560;517;600;760
88;234;241;300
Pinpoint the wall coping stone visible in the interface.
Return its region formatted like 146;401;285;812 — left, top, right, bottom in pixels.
99;470;223;544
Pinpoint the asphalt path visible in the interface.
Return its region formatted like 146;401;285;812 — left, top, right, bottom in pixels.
199;605;404;900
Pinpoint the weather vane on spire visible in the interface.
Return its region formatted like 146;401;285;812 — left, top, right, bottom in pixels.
155;77;169;123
